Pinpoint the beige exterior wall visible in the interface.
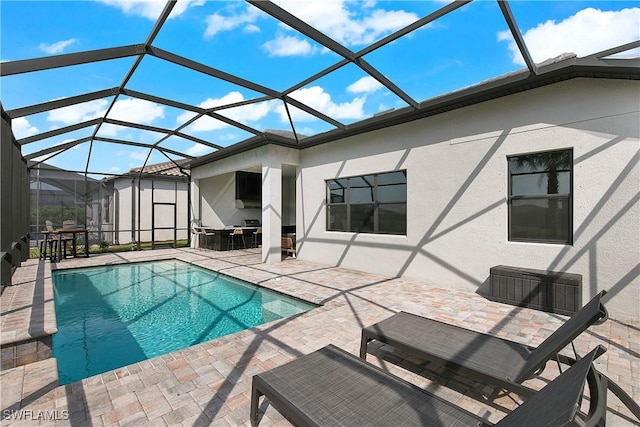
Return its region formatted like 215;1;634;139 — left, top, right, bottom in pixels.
297;78;639;323
190;78;638;322
113;177;189;245
194;145;270;229
192;145;300;258
113;179;133;245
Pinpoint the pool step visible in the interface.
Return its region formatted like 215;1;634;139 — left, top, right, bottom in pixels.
1;335;54;371
0;258;58;371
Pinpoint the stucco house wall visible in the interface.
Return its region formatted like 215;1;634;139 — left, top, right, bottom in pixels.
112;177;189;244
193;145;299;229
297;78;639;322
198;172;255;229
113;179;133;245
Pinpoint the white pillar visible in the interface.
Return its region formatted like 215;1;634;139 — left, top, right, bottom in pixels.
190;179;200;249
262;155;282;263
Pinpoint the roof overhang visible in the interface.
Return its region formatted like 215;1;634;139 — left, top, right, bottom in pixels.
190;54;639;169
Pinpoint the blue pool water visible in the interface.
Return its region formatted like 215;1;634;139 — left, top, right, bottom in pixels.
52;259;315;385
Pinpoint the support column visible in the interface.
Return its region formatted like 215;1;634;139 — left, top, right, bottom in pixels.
190;178;201;249
262;156;282;264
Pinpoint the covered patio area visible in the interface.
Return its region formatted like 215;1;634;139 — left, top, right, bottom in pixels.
1;248;638;426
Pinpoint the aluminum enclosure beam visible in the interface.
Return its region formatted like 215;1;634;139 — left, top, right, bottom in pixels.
17;118;102;145
6;88;118;118
498;0;537;74
1;45;146;76
249;0;418;109
103;118;223;150
25;137;92;160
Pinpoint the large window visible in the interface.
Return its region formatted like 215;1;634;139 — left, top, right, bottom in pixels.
326;170;407;235
508;149;572;244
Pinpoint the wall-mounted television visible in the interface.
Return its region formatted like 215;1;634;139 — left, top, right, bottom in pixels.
235;171;261;203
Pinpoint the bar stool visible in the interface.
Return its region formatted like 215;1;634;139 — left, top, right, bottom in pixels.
228;228;246;250
201;229;215;250
191;227;201;250
193;227;214;250
60;237;75;258
60;220;76;258
252;228;262;248
38;238;48;260
47;239;58;262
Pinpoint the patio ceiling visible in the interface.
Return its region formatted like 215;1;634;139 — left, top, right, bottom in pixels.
1;0;638;179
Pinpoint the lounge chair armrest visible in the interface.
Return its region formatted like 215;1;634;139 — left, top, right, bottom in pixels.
595;371;640;422
555;344;607;367
580;365;607;427
496;348;601;427
594;301;608;325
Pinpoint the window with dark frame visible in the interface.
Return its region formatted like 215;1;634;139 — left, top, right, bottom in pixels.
326;170;407;235
508;149;572;244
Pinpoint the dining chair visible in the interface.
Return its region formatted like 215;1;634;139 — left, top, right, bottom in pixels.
229;228;246;250
252;228;262;248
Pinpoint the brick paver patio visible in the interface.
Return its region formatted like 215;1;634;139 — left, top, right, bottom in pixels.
1;248;638;426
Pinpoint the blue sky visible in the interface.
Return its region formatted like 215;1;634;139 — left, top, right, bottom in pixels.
1;0;638;177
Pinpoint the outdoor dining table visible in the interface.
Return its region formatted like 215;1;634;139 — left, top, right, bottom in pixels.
48;228;90;261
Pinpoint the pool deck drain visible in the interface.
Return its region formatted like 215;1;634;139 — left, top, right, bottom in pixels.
1;248;639;426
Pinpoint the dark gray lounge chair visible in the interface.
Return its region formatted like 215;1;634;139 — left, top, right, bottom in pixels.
361;291;607;395
360;290;640;421
251;345;606;427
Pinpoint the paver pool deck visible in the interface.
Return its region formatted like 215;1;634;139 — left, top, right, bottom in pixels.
1;248;639;426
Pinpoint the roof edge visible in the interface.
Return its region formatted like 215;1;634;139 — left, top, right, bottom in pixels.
189;133;300;169
189;57;639;169
300;58;639;148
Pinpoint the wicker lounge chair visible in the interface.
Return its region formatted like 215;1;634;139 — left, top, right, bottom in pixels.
360;290;640;421
250;345;606;427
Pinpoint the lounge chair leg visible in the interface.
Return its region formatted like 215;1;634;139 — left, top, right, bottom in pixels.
250;382;263;427
359;331;371;359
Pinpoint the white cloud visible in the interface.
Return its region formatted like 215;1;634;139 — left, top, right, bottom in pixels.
283;86;366;122
272;0;419;46
204;6;261;38
296;126;316;135
109;166;121;172
47;98;164;126
185;143;210;156
46;98;164;137
218;132;241;141
183;86;366;128
178;92;275;132
181;115;228;132
97;123;123;137
263;33;314;57
98;0;203;20
39;38;77;55
68;140;84;150
204;1;417;54
177;92;244;132
221;101;275;123
179;86;368;132
244;24;261;34
11;117;40;139
130;150;149;161
499;7;640;65
47;99;108;124
347;76;383;94
107;98;165;123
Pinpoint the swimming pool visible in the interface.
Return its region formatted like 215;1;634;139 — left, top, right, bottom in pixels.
52;259;315;385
